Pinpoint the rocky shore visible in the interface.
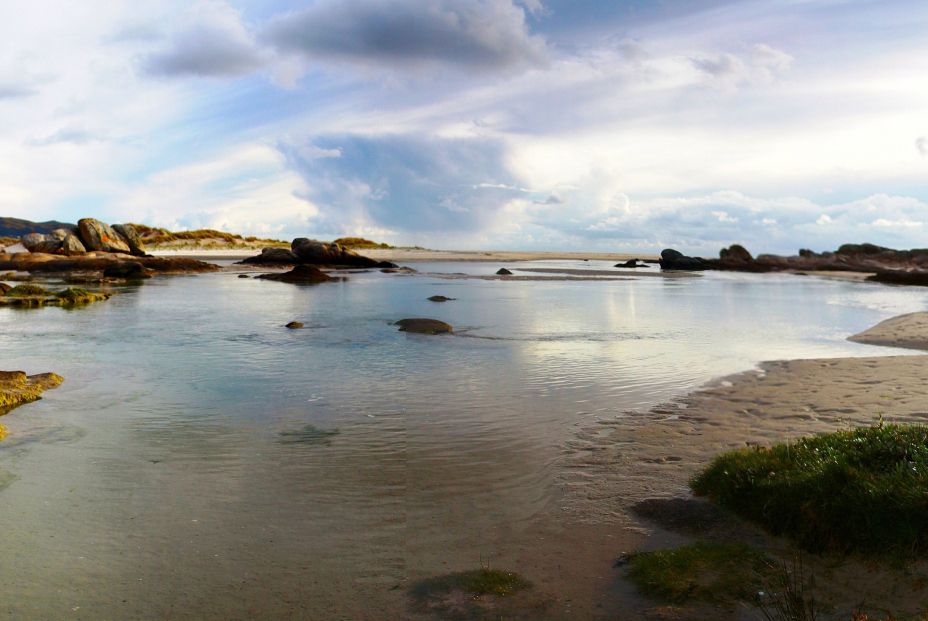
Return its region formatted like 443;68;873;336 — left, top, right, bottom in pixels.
659;242;928;285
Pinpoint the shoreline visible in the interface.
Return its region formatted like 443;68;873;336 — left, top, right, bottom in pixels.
569;311;928;615
148;247;660;263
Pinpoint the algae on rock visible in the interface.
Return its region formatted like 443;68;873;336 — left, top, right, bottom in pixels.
0;371;63;415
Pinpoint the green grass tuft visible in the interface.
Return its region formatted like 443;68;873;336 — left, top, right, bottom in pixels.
7;283;47;296
626;542;770;604
691;423;928;556
410;567;531;602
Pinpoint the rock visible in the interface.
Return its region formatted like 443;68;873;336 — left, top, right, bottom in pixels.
77;218;131;254
0;283;10;295
291;238;379;267
615;259;648;268
59;234;87;255
427;295;455;302
239;247;300;265
376;261;399;269
798;248;817;258
285;321;304;329
395;318;453;335
112;224;146;257
102;261;151;279
255;264;335;284
21;233;48;252
869;271;928;287
237;274;250;278
0;370;64;414
33;238;64;254
659;248;707;271
381;267;417;274
719;244;752;262
496;268;513;275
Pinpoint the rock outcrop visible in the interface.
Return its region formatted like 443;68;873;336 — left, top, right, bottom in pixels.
0;252;218;275
395;318;453;335
239;247;300;265
291;238;379;267
103;261;151;279
658;249;708;271
615;259;649;268
0;370;63;414
77;218;131;254
255;264;335;284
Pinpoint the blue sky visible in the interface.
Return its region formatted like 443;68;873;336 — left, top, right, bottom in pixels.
1;0;926;254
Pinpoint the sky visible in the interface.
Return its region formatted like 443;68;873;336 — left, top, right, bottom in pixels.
1;0;927;254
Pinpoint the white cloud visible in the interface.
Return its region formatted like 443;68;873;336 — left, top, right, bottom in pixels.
142;1;264;77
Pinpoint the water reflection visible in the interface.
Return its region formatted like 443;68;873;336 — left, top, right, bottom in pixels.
0;265;925;618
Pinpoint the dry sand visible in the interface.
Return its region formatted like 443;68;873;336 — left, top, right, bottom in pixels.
559;318;928;618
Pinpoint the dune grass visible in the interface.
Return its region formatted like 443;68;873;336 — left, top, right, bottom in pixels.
691;423;928;556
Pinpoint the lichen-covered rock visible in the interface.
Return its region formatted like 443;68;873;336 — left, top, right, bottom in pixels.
77;218;131;253
256;264;335;284
21;233;49;252
112;224;146;257
395;318;453;335
0;370;63;415
291;238;379;267
59;234;87;255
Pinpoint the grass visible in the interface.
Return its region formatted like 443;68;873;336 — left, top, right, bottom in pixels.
626;542;770;604
691;423;928;556
333;237;392;249
409;565;533;620
6;283;48;296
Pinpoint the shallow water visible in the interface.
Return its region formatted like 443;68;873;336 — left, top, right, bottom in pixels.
0;263;925;619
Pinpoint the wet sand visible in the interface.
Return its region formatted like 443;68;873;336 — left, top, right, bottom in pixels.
561;317;928;618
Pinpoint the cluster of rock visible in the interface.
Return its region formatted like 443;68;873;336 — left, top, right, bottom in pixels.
242;238;396;268
20;219;146;257
653;242;928;286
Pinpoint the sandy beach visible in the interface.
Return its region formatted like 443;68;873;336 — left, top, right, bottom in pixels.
559;312;928;617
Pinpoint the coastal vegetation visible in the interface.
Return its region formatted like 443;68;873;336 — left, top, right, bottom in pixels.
626;542;770;604
0;371;63;415
409;565;534;620
0;283;110;307
332;237;392;249
128;223;289;249
691;423;928;556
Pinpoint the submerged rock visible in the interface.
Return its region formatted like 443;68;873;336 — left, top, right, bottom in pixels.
615;259;648;268
496;268;513;275
381;266;417;274
0;285;111;308
256;264;335;284
0;370;64;415
285;321;304;329
395;318;453;335
103;261;151;279
77;218;131;254
427;295;455;302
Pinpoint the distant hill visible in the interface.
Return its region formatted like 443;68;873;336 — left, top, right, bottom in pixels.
0;217;75;238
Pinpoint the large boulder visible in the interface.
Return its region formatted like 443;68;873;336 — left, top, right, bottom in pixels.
239;247;300;265
21;233;48;252
659;248;707;271
112;224;146;257
291;238;379;267
77;218;131;254
59;234;87;256
255;264;335;284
